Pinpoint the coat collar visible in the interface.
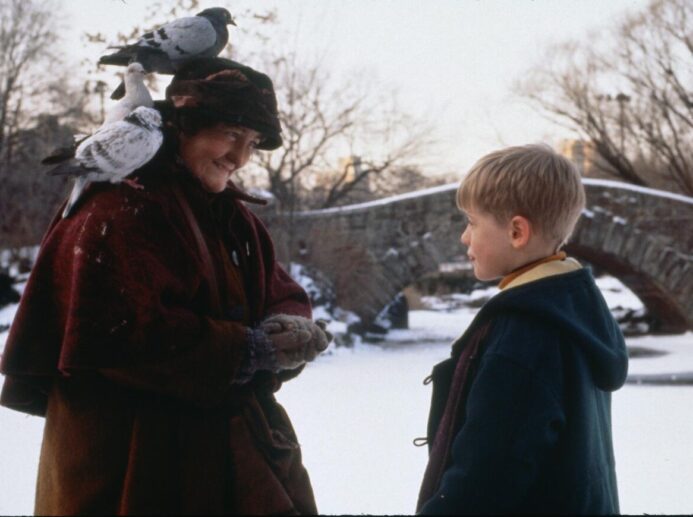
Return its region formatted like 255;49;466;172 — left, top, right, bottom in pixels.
500;254;582;291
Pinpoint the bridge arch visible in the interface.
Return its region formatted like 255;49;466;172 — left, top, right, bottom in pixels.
260;179;693;333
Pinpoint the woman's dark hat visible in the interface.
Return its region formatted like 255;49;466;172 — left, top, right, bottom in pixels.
166;57;282;150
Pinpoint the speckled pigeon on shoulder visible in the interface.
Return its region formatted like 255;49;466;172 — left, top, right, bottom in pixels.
42;62;154;180
48;107;164;218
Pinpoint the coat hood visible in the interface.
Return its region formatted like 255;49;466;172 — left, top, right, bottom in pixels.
479;268;628;392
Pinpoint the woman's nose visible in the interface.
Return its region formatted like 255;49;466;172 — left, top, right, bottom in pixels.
227;142;251;168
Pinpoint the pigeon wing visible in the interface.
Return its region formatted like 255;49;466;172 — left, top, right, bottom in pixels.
73;124;135;180
111;124;163;180
98;125;162;181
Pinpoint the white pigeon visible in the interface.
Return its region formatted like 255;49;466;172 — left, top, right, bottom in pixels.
99;7;236;99
41;63;152;168
48;106;164;218
103;62;153;125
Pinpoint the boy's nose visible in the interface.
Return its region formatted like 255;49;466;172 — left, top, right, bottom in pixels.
460;226;470;246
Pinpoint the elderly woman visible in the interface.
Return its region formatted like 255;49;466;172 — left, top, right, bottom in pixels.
0;58;327;515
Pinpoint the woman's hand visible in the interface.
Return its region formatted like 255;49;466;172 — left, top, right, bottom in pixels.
260;315;331;369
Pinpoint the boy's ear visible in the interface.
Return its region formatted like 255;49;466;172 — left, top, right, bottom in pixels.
509;215;532;249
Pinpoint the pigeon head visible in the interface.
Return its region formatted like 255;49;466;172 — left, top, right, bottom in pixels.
126;106;163;130
197;7;236;26
126;62;146;77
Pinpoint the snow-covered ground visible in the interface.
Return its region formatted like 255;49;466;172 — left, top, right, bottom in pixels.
1;277;692;515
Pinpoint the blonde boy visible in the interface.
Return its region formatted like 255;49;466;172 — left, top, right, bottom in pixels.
417;144;628;515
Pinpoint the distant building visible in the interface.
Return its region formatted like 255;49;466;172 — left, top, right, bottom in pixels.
306;155;376;208
338;155;374;204
339;155;363;183
558;139;617;180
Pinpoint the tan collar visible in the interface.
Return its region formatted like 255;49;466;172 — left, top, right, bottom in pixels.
499;253;582;291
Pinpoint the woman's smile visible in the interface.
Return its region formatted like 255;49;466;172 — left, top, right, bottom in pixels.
179;124;261;192
213;160;236;176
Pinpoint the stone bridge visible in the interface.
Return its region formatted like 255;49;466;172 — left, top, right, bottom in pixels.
259;179;693;333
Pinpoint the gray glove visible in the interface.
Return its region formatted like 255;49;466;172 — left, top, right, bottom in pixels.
315;319;334;344
261;314;331;369
233;327;281;384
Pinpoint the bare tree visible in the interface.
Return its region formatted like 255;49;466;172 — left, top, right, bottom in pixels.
318;102;436;208
252;53;362;211
0;115;75;250
0;0;57;164
613;0;693;194
250;51;434;211
368;165;455;199
0;0;98;250
518;41;649;187
517;0;693;195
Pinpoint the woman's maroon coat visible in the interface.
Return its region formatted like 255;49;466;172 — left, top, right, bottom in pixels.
0;163;317;514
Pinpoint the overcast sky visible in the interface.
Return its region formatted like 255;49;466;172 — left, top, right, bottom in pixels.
61;0;649;176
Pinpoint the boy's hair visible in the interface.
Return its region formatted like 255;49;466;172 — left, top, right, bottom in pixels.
457;144;586;248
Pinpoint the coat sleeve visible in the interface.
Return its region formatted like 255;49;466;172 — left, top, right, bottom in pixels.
253;211;312;319
247;210;312;385
419;352;566;514
52;191;251;408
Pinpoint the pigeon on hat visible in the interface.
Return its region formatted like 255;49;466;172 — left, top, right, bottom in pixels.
99;7;236;99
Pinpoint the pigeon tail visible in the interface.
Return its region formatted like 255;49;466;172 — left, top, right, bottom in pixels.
42;146;76;165
110;81;126;100
98;48;133;67
47;161;93;177
63;176;89;218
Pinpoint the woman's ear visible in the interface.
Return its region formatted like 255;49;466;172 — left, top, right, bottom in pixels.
509;215;532;249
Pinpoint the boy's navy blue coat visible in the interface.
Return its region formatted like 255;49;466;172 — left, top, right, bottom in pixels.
418;268;628;515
